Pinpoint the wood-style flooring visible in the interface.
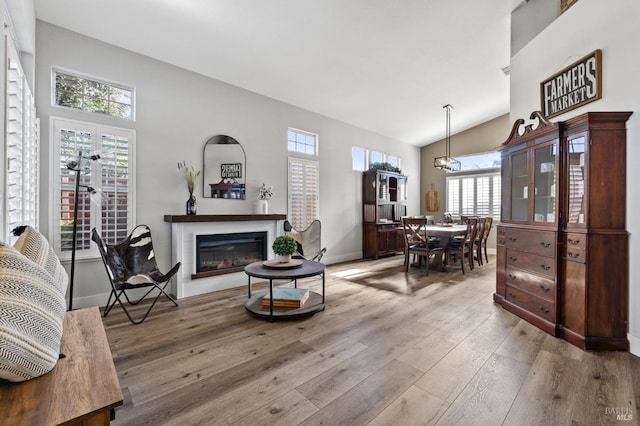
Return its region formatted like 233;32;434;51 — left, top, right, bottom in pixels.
102;256;640;425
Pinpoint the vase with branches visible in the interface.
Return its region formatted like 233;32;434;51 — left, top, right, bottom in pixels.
178;161;200;215
258;183;273;214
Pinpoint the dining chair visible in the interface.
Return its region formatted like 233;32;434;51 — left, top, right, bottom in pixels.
479;216;493;264
445;218;478;274
473;217;486;266
401;216;443;276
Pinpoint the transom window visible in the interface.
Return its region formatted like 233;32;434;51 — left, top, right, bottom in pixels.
53;69;135;120
287;128;317;156
351;146;401;172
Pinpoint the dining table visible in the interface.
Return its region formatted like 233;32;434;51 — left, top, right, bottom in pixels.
399;223;468;272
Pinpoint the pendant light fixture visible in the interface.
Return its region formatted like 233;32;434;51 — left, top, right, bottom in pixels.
434;104;461;171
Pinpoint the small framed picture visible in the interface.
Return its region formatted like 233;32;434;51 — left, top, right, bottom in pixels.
560;0;579;14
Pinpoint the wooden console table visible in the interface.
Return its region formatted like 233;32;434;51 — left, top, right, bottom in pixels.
0;307;123;425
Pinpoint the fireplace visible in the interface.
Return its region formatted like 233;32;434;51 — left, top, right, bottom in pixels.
194;231;267;278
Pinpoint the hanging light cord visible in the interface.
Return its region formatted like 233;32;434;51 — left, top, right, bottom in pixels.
443;104;453;160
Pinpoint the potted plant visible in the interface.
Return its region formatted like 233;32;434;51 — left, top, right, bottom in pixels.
272;235;298;263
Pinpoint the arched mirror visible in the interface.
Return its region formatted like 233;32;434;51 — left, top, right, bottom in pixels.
203;135;246;199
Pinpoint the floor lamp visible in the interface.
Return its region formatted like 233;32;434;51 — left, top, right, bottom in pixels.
66;152;101;311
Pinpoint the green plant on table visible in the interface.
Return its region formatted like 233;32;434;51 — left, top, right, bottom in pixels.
272;235;298;256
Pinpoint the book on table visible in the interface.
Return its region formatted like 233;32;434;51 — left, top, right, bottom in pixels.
262;287;309;308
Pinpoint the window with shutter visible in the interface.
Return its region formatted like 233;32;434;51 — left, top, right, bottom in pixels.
287;157;319;230
51;118;135;259
4;40;38;244
446;172;501;221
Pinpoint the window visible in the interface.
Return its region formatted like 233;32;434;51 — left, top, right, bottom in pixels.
53;69;135;120
50;118;135;259
352;148;401;172
4;40;38;244
288;157;319;230
370;150;384;164
446;172;501;221
287;128;317;156
352;147;367;171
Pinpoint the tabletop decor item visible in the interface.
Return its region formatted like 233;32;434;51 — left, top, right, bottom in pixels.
178;161;200;215
272;235;297;263
258;182;273;214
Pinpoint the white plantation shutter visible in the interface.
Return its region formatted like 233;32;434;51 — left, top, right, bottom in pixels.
288;157;319;230
446;172;500;221
51;118;135;259
476;176;490;216
461;177;475;216
446;179;460;216
5;40;38;244
492;175;501;221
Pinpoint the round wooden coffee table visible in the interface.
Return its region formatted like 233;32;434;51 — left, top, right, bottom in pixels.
244;260;325;321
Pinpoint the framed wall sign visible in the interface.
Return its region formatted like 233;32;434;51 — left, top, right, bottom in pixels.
221;163;242;179
540;49;602;119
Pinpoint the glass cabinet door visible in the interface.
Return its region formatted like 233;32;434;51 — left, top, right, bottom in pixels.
510;150;529;222
567;134;586;226
533;141;558;223
377;173;388;201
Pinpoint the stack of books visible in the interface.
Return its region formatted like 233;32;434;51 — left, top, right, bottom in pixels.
262;287;309;308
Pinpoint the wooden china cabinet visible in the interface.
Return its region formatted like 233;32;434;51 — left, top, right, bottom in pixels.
362;169;407;259
494;111;631;350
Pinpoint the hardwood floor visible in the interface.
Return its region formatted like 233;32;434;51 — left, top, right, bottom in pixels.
101;256;640;425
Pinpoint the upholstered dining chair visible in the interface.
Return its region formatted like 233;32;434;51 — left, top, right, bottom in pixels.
91;225;180;324
401;216;443;276
445;218;478;274
283;220;326;262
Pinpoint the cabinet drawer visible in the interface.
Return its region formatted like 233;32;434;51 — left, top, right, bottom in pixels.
564;233;587;263
504;228;556;257
565;233;586;249
505;285;556;322
497;226;506;245
564;247;586;263
506;249;556;279
505;266;555;301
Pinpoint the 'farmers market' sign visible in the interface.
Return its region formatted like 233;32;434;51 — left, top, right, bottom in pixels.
540;49;601;118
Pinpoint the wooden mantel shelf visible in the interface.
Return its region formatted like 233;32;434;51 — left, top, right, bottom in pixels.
164;214;286;223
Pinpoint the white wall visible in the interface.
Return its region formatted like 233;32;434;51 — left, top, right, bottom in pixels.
35;21;421;308
510;0;640;355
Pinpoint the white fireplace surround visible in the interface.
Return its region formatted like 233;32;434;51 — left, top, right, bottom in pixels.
165;215;285;299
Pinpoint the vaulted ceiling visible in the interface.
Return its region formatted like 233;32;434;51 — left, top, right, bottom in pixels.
34;0;515;146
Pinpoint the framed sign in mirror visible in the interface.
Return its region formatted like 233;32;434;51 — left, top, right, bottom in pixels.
203;135;246;199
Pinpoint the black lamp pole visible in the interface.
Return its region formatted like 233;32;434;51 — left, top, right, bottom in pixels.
68;164;81;311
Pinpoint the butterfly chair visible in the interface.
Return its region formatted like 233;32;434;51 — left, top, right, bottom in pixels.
401;216;443;276
283;220;326;262
92;225;180;324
